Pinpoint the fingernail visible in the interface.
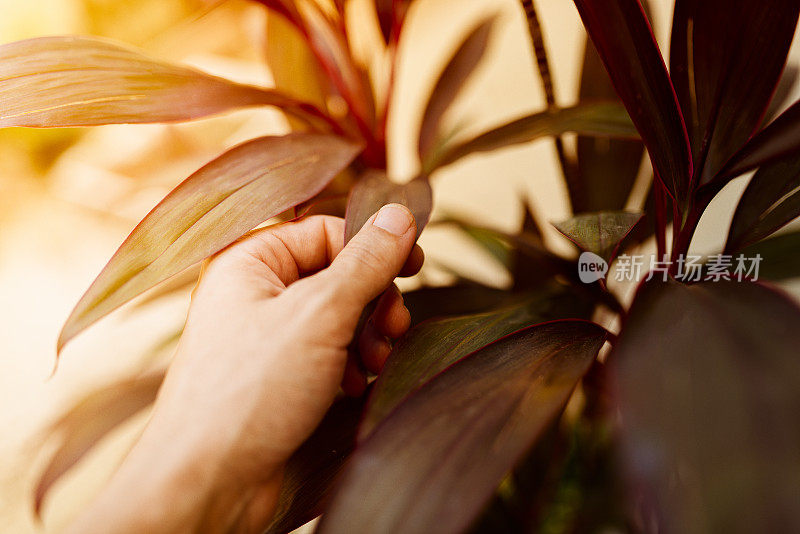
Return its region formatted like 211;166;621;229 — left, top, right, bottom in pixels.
373;204;413;236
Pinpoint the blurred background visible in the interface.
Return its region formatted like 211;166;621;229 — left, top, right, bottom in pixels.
1;0;798;531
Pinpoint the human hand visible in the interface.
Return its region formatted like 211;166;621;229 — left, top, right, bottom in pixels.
64;204;422;533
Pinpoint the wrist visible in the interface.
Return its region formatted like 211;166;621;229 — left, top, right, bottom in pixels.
65;410;284;534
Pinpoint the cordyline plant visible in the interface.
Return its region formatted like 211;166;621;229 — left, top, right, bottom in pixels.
6;0;800;531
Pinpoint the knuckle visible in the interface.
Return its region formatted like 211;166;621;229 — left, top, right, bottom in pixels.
343;240;394;277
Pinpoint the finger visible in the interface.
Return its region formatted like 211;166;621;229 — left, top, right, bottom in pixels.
372;286;411;339
399;245;425;277
359;321;392;374
341;356;367;397
320;204;417;314
216;215;345;286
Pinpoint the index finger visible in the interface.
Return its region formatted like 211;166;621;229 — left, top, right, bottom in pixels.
217;214;423;288
228;215;346;286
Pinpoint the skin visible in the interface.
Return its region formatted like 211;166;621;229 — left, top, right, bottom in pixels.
64;204;423;533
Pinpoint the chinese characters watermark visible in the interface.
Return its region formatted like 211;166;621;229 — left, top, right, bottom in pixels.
577;253;762;283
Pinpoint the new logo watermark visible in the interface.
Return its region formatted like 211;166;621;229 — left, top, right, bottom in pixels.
577;252;608;283
577;253;763;283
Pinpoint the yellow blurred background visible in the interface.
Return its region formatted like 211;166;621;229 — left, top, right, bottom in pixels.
1;0;798;531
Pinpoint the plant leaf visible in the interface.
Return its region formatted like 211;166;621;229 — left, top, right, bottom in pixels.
670;0;799;187
439;219;575;282
318;320;607;534
740;232;800;281
59;133;361;352
552;211;643;262
402;283;522;327
512;199;551;291
575;39;645;212
265;10;330;128
719;99;800;180
0;36;315;127
434;102;637;171
440;217;514;268
35;371;164;515
572;0;691;205
613;278;800;533
264;395;364;534
343;170;432;243
359;290;593;439
725;154;800;252
764;66;799;125
418;17;495;166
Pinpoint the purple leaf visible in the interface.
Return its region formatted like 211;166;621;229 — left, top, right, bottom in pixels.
740;232;800;281
614;278;800;532
264;395;364;534
725;154;800;252
670;0;799;187
318;320;606;534
718;99;800;180
344;170;432;243
360;291;593;439
572;0;692;205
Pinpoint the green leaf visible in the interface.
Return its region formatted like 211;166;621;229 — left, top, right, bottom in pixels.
35;371;164;515
360;290;592;439
613;278;800;533
344;170;432;243
264;395;364;534
319;320;607;534
0;36;316;127
552;211;643;261
418;17;495;165
740;232;800;281
433;103;637;171
59;133;361;352
725;153;800;252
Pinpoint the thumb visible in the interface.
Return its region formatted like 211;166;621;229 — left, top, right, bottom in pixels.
322;203;417;311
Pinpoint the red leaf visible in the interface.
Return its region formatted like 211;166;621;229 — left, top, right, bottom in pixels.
613;278;800;532
35;372;164;515
417;17;495;165
264;395;365;534
670;0;799;187
740;232;800;281
343;170;432;244
724;154;800;252
59;133;361;352
0;37;315;127
718;99;800;180
318;320;606;534
572;0;692;205
360;291;592;439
